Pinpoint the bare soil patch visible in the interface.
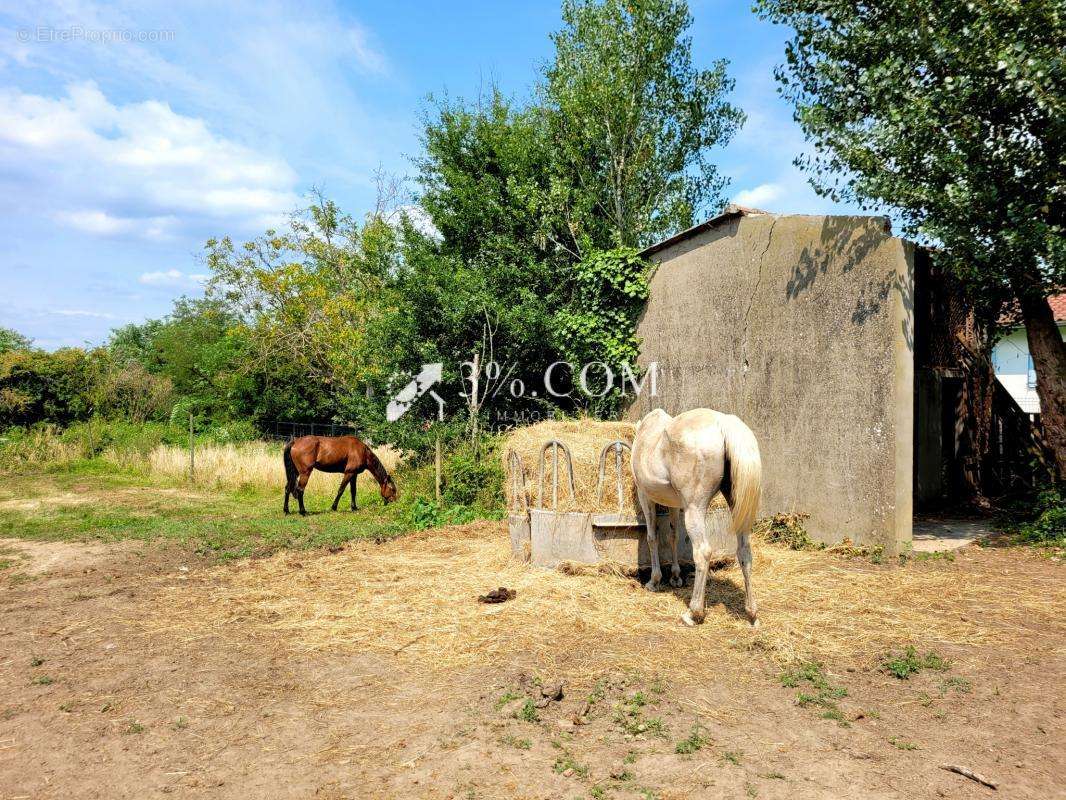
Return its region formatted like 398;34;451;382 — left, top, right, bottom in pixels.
0;525;1062;799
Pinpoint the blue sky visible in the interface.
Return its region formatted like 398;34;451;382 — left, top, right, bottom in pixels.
0;0;862;350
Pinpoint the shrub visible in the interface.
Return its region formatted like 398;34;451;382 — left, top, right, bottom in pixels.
1016;486;1066;548
442;438;505;509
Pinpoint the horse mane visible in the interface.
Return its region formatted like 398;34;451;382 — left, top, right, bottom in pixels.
365;447;391;486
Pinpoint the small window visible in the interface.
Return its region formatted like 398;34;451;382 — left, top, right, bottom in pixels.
1027;355;1037;389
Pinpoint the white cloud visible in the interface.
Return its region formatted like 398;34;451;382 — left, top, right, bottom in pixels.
51;209;182;241
388;204;442;241
139;269;208;287
0;81;301;239
732;183;785;209
52;308;117;319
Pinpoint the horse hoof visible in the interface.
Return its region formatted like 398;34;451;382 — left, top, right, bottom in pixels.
669;575;683;589
643;580;661;592
749;617;759;629
681;610;704;627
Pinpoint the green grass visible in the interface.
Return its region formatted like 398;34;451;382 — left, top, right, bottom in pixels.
614;691;668;737
722;750;743;766
880;646;950;680
516;699;539;723
939;676;972;695
551;753;589;778
888;736;919;750
779;661;850;726
675;723;710;755
0;459;486;563
499;734;531;750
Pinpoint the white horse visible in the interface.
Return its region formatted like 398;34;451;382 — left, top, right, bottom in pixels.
631;408;762;627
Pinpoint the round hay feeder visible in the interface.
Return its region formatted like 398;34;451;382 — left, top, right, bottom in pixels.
505;425;735;573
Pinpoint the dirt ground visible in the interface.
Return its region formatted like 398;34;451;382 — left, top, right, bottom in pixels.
0;526;1063;800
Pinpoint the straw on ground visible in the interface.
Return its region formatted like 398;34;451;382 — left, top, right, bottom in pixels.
140;520;1065;686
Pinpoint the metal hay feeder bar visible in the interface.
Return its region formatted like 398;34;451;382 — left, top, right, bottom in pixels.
506;437;734;571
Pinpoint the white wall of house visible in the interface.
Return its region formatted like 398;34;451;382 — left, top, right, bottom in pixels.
992;325;1066;413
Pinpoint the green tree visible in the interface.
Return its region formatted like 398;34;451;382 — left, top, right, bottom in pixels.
206;196;414;427
413;92;570;426
543;0;744;251
0;348;94;427
413;0;743;424
0;327;32;355
755;0;1066;476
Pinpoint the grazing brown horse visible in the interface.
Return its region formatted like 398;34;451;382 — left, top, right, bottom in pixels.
283;435;398;516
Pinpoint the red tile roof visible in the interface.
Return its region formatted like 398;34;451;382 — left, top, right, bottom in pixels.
1000;293;1066;325
1050;294;1066;322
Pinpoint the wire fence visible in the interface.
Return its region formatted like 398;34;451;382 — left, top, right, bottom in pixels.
263;421;359;442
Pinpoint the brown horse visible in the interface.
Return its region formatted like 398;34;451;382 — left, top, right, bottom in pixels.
283;435;398;516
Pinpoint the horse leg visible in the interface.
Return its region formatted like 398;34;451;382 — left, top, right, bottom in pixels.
350;476;358;511
284;480;291;515
737;529;758;626
682;505;711;626
296;470;311;516
668;507;683;588
637;489;662;591
331;474;351;512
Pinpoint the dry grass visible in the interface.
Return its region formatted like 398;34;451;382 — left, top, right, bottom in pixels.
503;418;638;513
148;442;282;489
0;426;81;473
503;417;730;516
145;442;401;491
140;520;1066;686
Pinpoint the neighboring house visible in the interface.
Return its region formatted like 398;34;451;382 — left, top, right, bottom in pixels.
991;294;1066;414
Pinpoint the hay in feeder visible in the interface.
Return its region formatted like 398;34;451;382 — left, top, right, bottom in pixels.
502;418;637;513
502;417;730;516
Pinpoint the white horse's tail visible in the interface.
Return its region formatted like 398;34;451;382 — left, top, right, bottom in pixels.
718;414;762;536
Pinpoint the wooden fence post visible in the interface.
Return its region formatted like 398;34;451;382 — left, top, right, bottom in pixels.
189;413;195;483
435;435;442;502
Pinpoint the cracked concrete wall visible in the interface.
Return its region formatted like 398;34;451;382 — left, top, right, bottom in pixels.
628;214;915;553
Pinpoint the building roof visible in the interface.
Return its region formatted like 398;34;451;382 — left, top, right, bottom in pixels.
999;293;1066;326
1051;294;1066;322
637;205;894;259
637;204;770;258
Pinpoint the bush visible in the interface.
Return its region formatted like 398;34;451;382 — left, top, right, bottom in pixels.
202;420;260;445
1016;485;1066;547
0;348;94;427
442;438;505;509
404;497;481;531
62;419;184;459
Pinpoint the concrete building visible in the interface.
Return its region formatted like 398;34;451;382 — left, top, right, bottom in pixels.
627;206;970;555
992;295;1066;414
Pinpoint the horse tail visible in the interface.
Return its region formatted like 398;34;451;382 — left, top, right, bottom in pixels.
283;439;298;492
718;415;761;537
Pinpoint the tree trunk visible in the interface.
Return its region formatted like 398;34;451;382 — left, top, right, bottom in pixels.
1019;293;1066;481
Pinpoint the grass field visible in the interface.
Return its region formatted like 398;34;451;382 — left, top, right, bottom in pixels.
0;459;418;562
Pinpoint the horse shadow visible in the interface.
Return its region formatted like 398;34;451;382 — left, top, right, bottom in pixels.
640;564;749;622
